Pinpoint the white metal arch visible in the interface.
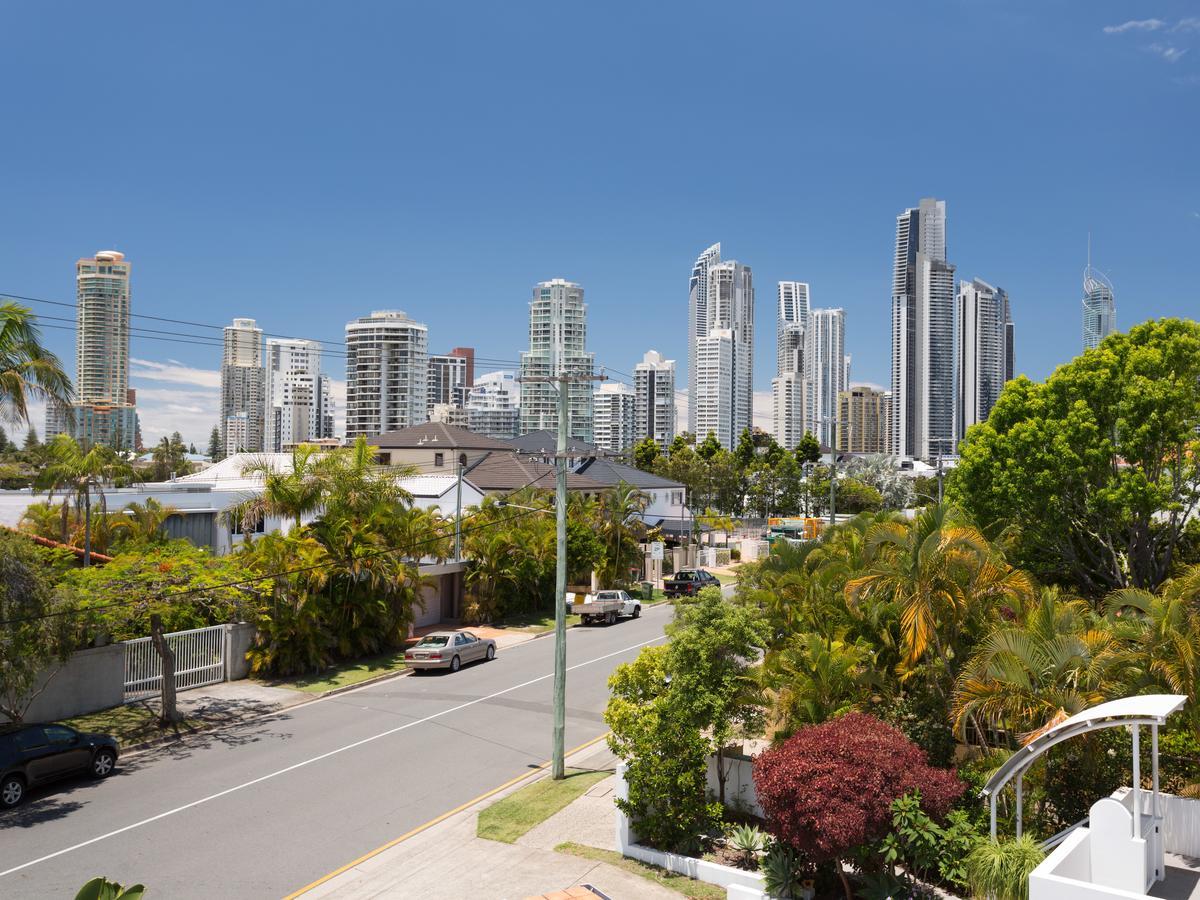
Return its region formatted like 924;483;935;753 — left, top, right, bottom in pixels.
980;694;1187;841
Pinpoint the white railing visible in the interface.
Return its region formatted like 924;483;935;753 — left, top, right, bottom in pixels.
122;624;226;702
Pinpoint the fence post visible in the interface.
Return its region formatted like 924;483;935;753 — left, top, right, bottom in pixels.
223;624;232;682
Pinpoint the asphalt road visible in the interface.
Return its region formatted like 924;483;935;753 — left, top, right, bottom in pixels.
0;603;674;899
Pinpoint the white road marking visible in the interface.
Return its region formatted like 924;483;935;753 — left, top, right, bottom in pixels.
0;632;665;880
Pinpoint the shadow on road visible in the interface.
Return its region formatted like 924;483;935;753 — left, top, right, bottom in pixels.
0;794;85;828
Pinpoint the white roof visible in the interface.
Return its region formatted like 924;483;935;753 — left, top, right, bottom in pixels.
177;453;296;485
397;474;458;498
1054;695;1187;732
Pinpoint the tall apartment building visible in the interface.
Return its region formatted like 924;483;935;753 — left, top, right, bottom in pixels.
47;250;139;449
773;372;806;451
956;279;1015;440
1082;257;1116;351
220;318;265;454
466;370;520;440
776;281;810;376
428;348;474;417
891;199;957;461
593;382;636;453
344;310;429;439
692;259;754;449
633;350;676;446
802;308;849;448
519;279;595;442
687;243;722;436
837;386;890;454
265;338;334;451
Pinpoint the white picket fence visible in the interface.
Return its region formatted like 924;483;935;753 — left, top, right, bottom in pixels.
122;624;227;703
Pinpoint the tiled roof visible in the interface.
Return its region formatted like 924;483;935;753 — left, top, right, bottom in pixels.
368;423;515;451
575;457;683;490
463;452;604;492
508;430;598;456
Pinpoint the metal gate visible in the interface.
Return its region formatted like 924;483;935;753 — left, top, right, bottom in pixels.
122;625;226;703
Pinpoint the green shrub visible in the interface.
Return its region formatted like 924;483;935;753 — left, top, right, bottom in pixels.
964;837;1044;900
762;842;803;899
727;823;766;868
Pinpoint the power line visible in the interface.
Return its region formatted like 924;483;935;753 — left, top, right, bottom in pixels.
0;468;557;629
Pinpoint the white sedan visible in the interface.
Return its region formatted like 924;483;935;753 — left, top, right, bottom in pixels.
405;630;496;673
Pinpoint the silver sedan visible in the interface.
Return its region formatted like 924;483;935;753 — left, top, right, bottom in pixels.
404;630;497;673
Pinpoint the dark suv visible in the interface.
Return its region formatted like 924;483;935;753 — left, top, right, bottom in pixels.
1;723;119;809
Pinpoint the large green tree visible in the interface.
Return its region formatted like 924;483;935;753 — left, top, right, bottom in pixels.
0;301;74;428
950;318;1200;594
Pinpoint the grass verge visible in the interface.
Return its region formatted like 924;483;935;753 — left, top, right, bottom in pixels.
491;610;583;633
555;842;727;900
477;768;609;843
264;649;408;693
63;703;198;748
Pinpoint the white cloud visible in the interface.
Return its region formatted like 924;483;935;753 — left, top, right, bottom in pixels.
850;381;887;392
131;357;221;390
1146;43;1189;62
1104;19;1165;34
1174;17;1200;33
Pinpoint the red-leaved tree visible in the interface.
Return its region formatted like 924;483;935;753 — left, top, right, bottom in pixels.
753;713;964;898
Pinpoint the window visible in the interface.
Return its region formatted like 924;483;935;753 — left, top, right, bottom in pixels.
44;726;76;746
434;452;444;467
459;453;468;468
13;728;48;751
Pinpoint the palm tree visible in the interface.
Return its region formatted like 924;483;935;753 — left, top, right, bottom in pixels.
952;587;1125;745
0;301;73;426
845;504;1034;688
18;501;70;542
229;443;330;534
110;498;180;546
38;434;137;565
599;481;649;587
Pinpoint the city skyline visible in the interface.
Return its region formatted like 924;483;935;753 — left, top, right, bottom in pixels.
3;3;1196;447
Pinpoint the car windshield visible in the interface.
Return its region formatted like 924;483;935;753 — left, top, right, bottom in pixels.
596;592;620;600
415;636;450;647
672;572;693;579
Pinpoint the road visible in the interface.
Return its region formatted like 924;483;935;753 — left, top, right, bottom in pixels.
0;603;674;899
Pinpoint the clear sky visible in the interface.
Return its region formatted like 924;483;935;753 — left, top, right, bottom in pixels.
1;1;1197;446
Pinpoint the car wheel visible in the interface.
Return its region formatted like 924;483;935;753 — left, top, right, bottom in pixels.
606;611;617;626
1;774;24;809
632;605;641;619
486;645;495;661
91;749;116;778
450;655;461;673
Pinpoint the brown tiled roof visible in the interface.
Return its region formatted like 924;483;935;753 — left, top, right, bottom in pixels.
367;422;516;451
463;452;604;493
0;525;113;564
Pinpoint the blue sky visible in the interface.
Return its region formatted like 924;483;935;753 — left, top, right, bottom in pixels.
1;1;1197;446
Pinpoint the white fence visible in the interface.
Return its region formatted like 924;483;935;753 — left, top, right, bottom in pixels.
122;624;227;703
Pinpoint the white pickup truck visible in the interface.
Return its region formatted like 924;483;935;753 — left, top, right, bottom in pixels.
570;590;642;626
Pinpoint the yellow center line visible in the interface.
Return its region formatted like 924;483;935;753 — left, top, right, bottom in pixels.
282;731;612;899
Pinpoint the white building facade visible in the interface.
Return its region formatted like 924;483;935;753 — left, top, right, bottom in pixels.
344;311;429;439
687;243;722;436
633;350;676;447
265;338;334;451
428;349;474;418
220;318;266;455
1082;264;1116;351
466;370;520;440
593;382;636;453
692;257;754;449
956;279;1014;440
803;308;849;449
891;198;957;461
518;279;595;442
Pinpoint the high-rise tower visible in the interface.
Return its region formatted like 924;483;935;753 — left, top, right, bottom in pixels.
776;281;810;377
265;338;333;451
47;250;139;449
344;311;428;438
693;260;754;449
519;279;595;441
891;199;956;460
687;243;721;436
956;279;1014;440
221;318;265;454
633;350;676;446
1082;244;1116;351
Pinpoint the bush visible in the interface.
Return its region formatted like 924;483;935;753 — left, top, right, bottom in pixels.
963;837;1044;900
753;713;964;867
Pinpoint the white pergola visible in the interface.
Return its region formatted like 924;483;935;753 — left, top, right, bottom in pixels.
981;694;1188;846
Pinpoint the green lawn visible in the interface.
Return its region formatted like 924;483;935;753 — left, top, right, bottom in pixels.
263;649;408;693
63;703;198;748
554;842;727;900
477;769;609;843
491;609;583;633
714;571;739;585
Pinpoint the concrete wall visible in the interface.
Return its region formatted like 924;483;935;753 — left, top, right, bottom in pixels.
225;623;256;681
1117;787;1200;859
707;752;762;817
12;644;126;724
1030;828;1147;900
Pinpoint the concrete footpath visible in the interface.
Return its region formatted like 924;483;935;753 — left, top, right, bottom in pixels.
301;743;678;900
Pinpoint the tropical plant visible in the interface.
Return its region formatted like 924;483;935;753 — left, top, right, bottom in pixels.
597;480;648;586
728;823;767;869
109;498;179;547
38;434;137;563
762;841;804;899
0;300;73;427
963;837;1044;900
74;877;145;900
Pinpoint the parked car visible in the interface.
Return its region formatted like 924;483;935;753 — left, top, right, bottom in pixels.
663;568;721;598
1;723;119;809
404;630;496;673
570;590;641;626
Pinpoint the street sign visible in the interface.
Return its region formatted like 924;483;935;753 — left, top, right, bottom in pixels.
649;541;664;561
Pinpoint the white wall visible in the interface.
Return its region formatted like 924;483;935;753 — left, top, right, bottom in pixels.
707;753;763;817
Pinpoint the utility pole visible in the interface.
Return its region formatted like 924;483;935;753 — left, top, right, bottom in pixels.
519;369;605;779
936;454;944;504
828;452;836;528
